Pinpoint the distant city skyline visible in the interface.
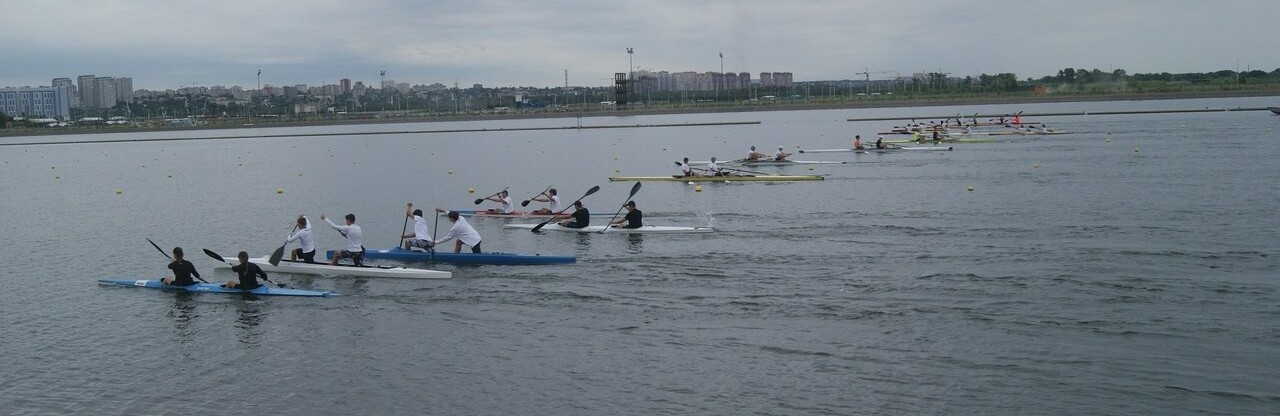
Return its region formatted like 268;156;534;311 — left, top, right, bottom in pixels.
3;1;1278;90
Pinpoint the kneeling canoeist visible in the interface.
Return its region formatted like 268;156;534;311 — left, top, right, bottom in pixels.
402;203;434;251
853;135;864;150
530;188;561;215
706;157;727;176
322;213;364;266
162;247;200;286
484;190;514;215
558;200;590;229
225;251;266;290
285;215;316;263
434;208;483;253
746;146;768;161
609;200;643;229
773;146;791;161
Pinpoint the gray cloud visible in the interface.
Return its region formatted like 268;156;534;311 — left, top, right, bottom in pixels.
4;0;1277;90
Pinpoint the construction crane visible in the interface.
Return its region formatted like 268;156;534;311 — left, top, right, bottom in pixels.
855;68;897;96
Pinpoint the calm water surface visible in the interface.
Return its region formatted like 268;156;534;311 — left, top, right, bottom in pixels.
2;97;1278;415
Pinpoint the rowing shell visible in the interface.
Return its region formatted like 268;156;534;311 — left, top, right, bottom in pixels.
504;224;714;233
799;146;953;153
692;160;846;165
98;279;339;297
214;256;452;279
609;175;823;182
329;247;576;265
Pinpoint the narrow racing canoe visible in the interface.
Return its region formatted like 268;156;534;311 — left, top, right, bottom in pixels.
504;224;714;233
214;256;452;279
97;279;339;297
328;247;576;265
608;175;823;182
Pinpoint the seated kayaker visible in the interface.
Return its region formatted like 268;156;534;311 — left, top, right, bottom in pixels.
161;247;200;286
706;157;727;176
773;146;791;161
932;130;942;142
322;213;364;266
558;201;590;229
746;146;768;161
609;200;643;229
225;251;265;290
853;135;864;150
484;190;514;215
402;203;434;251
530;188;561;215
285;215;316;263
434;208;483;253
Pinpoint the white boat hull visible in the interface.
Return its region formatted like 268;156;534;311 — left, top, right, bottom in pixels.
214;256;452;279
504;224;714;234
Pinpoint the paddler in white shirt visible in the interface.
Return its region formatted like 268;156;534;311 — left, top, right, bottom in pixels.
401;203;434;251
746;146;768;161
677;157;698;177
321;213;364;266
706;157;727;176
483;190;515;215
772;146;791;161
530;188;561;215
284;215;316;263
434;208;483;253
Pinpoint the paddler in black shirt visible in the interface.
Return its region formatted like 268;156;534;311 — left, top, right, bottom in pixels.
558;200;590;229
162;247;200;286
225;251;266;290
609;201;643;229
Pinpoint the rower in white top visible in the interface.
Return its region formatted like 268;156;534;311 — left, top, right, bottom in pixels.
773;146;792;161
530;188;561;215
746;145;769;161
321;213;364;265
434;208;483;253
676;157;698;177
706;156;727;176
483;190;515;214
284;215;316;263
401;203;434;251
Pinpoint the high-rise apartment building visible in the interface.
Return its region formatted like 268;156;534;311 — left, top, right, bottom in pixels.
340;78;351;94
95;77;118;108
78;75;97;108
115;77;133;104
0;86;72;120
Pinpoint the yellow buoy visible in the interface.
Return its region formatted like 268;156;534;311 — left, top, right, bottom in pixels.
167;174;172;178
615;169;621;173
1033;164;1039;169
51;166;55;169
967;185;974;192
1134;147;1140;153
54;175;60;180
448;170;454;175
276;187;284;194
808;167;814;171
467;187;475;193
115;188;123;195
694;185;702;192
1105;138;1110;143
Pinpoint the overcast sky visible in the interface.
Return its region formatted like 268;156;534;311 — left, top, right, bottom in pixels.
5;0;1277;90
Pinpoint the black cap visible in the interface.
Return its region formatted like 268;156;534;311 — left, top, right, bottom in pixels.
625;201;636;207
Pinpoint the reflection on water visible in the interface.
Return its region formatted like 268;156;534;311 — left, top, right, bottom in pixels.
234;299;264;347
625;234;644;253
168;293;198;344
574;232;592;249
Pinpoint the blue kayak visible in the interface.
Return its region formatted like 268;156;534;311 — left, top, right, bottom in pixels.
326;247;575;265
98;279;339;297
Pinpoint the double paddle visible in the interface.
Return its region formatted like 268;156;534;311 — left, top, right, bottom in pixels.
530;185;600;232
202;249;288;288
147;237;210;283
520;185;553;207
599;182;641;234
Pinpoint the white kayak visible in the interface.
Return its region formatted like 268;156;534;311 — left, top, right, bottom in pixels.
504;224;714;234
214;256;452;279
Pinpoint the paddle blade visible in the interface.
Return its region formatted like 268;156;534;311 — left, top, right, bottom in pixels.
627;181;642;198
530;221;549;232
583;185;601;198
520;200;531;207
269;245;286;266
473;198;484;205
202;248;226;263
147;238;172;260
